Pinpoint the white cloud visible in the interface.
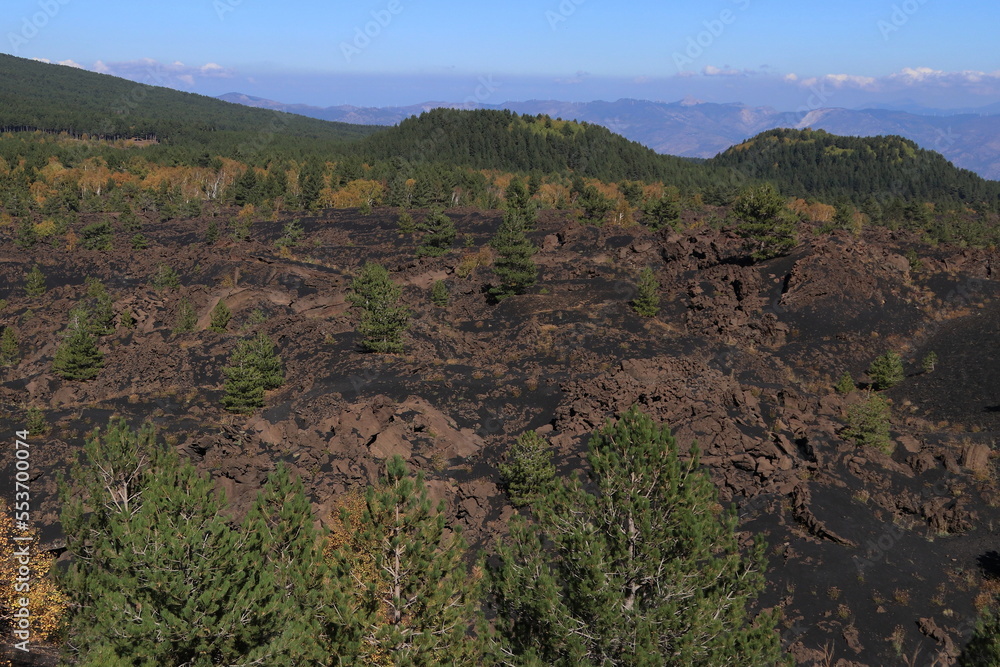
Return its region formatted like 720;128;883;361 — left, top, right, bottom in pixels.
800;73;878;89
85;58;235;88
702;65;747;77
58;59;83;69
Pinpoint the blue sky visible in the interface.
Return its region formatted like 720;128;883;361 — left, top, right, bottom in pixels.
5;0;1000;110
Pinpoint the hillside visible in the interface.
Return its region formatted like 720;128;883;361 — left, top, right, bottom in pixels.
348;107;726;187
219;93;1000;179
0;54;379;162
709;128;1000;211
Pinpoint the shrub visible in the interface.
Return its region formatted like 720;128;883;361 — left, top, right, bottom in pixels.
921;351;938;373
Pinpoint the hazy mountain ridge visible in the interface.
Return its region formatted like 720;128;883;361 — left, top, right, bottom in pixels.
218;93;1000;179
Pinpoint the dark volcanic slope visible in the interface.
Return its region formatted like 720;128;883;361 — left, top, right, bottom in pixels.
2;209;1000;665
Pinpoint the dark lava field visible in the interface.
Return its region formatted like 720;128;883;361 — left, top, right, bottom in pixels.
3;206;1000;665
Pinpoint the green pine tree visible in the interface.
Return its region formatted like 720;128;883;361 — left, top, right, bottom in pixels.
733;183;797;261
52;308;104;381
58;419;298;665
221;332;284;413
246;331;284;390
151;263;181;291
328;456;485;665
209;300;232;332
959;605;1000;666
488;406;785;666
834;372;855;394
15;219;37;249
498;430;556;507
85;278;116;335
867;351;904;390
240;464;364;663
642;194;681;230
631;267;660;317
24;264;46;297
0;326;19;366
173;297;197;333
489;209;538;301
416;209;456;257
204;219;220;244
348;263;410;353
504;178;537;228
844;391;893;455
397;210;417;234
431;279;450;307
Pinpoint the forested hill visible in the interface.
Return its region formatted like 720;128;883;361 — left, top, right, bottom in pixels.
708;128;1000;210
351;108;728;188
0;54;379;160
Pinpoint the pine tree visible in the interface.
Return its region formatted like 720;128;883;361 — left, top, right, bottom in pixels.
397;210;417;234
246;331;284;389
241;465;364;663
834;372;855;394
0;326;18;366
960;606;1000;666
173;297;197;333
642;194;681;230
348;263;410;353
53;308;104;381
578;184;614;224
204;219;220;244
58;419;308;665
867;351;904;390
844;391;893;455
416;208;456;257
15;219;37;249
328;456;485;665
489;208;538;301
431;279;450;307
498;430;556;507
733;183;797;261
504;178;537;228
24;264;46;297
221;332;284;413
631;267;660;317
85;277;115;335
489;406;785;666
209;300;232;332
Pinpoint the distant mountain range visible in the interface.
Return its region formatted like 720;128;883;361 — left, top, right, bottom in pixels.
217;93;1000;180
